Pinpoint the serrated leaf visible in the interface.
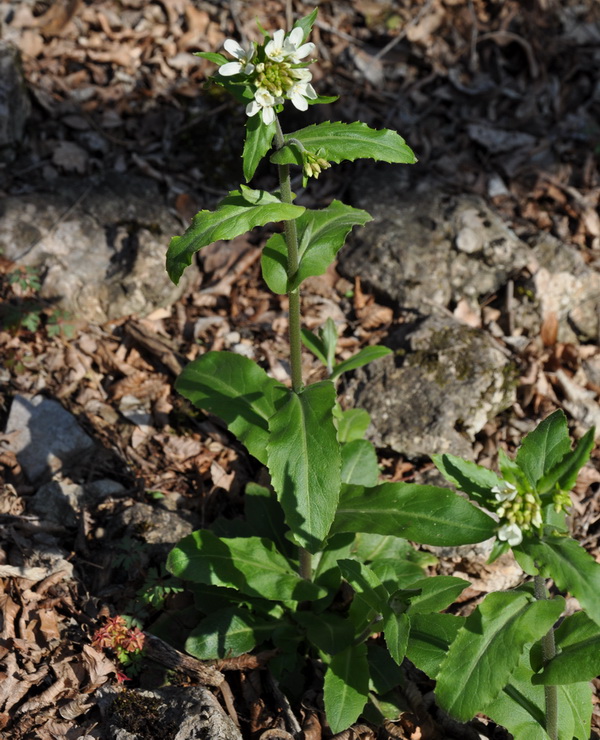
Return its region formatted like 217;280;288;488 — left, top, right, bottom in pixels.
261;201;372;294
186;607;274;659
243;115;276;182
271;121;417;166
331;482;497;546
167;188;304;284
382;611;410;666
538;427;595;494
485;649;592;740
516;410;571;489
336;408;372;444
435;591;565;722
515;535;600;627
267;381;341;553
331;345;392;381
406;613;464;678
167;529;324;602
175;351;287;465
341;439;379;487
431;453;503;507
324;643;370;734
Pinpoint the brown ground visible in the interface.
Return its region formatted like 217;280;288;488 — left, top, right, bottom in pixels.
1;0;600;738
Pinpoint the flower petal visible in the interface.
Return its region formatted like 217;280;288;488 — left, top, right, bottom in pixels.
219;61;243;76
290;92;308;111
246;100;260;117
223;39;245;59
262;106;275;124
293;42;315;59
287;27;304;48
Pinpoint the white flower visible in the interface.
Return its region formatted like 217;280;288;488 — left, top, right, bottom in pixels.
497;522;523;546
219;39;255;76
532;509;543;528
265;27;315;63
492;481;518;503
287;74;317;111
245;87;282;124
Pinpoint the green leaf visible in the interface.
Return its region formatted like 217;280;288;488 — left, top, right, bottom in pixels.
267;381;341;553
338;559;390;615
431;453;503;507
406;613;464;679
435;591;565;722
368;643;404;695
243;115;276;182
166;188;304;284
485;649;592;740
498;447;531;491
293;611;354;655
336;408;372;444
194;51;228;65
292;7;318;41
516;410;571;489
324;643;370;734
271;121;417;166
320;317;338;372
341;439;379;487
538;427;595;494
261;201;372;293
533;633;600;685
175;351;287;465
186;607;275;659
382;611;410;666
331;346;392;381
370;558;429;593
331;482;497;546
301;326;328;366
167;530;325;602
244;483;291;556
395;575;470;616
515;535;600;627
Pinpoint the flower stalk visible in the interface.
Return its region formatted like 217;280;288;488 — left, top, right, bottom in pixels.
534;575;558;740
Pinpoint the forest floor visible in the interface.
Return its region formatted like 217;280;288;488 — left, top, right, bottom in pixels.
1;0;600;738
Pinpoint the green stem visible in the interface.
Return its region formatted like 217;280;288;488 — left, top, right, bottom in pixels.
534;575;558;740
274;116;312;581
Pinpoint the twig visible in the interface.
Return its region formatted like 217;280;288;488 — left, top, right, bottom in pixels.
142;632;224;687
265;671;302;736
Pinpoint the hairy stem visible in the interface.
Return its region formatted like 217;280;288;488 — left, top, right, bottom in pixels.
534;574;558;740
274;116;312;581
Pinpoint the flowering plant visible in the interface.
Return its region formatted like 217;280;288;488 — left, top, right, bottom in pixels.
165;10;599;739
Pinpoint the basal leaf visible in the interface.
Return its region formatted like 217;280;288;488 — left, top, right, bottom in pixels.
341;439;379;487
186;606;275;659
368;643;405;695
293;611;354;655
243;115;277;181
515;535;600;627
175;351;287;465
267;381;341;553
406;613;464;678
399;575;470;616
272;121;417;166
331;482;497;546
516;410;571;489
167;188;304;284
338;559;390;614
370;558;429;593
324;643;370;734
435;591;564;722
331;345;392;381
167;529;324;602
431;453;502;507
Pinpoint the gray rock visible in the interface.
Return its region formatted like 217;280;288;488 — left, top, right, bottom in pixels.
104;686;242;740
120;502;197;547
344;315;516;459
0;42;31;160
338;173;530;313
30;477;126;526
0;174;191;323
4;394;96;483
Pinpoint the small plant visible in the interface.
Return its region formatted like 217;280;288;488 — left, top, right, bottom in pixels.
92;614;146;682
164;10;598;738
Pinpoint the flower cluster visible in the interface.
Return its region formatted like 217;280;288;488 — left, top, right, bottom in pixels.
492;481;542;546
92;615;146;682
219;27;317;125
